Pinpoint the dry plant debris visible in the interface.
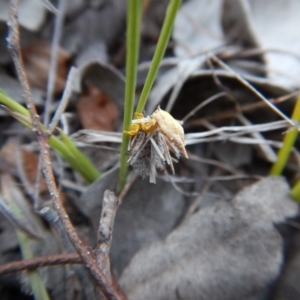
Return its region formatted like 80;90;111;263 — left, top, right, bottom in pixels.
124;107;188;183
119;177;298;300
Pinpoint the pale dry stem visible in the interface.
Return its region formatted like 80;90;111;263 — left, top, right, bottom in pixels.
44;0;67;127
209;54;296;127
96;190;120;280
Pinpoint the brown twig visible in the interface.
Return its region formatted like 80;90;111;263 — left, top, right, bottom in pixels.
7;1;40;130
0;253;82;275
96;190;120;280
7;1;126;299
36;0;68;210
95;190;120;281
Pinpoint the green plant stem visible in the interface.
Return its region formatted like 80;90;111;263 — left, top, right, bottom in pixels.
291;181;300;201
0;89;29;116
9;198;50;300
118;0;182;191
17;230;50;300
0;90;99;183
59;130;99;182
270;93;300;175
118;0;142;191
135;0;182;113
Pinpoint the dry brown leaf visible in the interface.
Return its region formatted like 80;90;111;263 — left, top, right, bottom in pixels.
22;41;70;94
0;139;47;194
76;85;118;131
120;177;298;300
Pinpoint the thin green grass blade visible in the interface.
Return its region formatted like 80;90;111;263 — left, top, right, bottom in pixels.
0;89;29;116
291;180;300;202
0;90;99;183
270;92;300;175
135;0;182;114
59;130;100;183
118;0;142;191
16;230;50;300
8;196;50;300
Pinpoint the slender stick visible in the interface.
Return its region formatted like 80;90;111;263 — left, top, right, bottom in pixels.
47;67;77;135
0;253;81;275
96;190;120;280
7;1;125;299
210;54;296;127
182;92;228;122
7;0;40;131
43;0;66;127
